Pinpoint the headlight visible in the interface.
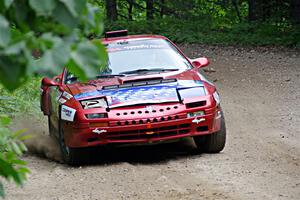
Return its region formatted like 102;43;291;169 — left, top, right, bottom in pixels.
81;98;107;109
178;87;206;99
187;111;205;118
85;113;108;119
213;91;220;105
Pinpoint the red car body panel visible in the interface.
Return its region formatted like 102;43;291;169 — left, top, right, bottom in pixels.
40;34;222;148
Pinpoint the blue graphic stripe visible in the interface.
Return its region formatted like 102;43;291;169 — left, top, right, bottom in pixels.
74;80;205;106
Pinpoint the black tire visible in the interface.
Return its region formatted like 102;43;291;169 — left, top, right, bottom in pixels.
58;117;90;166
193;112;226;153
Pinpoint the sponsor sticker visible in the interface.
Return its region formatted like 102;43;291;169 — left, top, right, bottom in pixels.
146;105;153;112
62;91;73;100
58;98;67;104
61;105;76;121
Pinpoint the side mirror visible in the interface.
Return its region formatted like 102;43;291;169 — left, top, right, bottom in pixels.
190;57;209;68
42;77;59;87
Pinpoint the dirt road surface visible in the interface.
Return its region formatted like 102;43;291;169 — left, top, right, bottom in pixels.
5;45;300;200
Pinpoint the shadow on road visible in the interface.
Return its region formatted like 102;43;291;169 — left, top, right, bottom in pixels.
85;138;201;166
25;135;202;166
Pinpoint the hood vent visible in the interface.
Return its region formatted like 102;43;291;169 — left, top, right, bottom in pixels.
102;79;177;90
123;78;163;84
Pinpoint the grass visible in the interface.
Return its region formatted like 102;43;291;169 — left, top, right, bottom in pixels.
0;77;41;118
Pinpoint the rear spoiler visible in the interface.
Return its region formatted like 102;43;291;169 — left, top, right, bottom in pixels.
105;30;128;38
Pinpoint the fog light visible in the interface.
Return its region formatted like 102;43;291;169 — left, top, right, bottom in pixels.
187;111;205;118
85;113;108;119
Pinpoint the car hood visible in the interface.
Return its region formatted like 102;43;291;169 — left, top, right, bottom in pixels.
66;70;206;108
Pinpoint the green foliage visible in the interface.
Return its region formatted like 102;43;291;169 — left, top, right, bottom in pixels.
0;0;107;91
0;78;41;199
0;78;41;117
0;115;30;198
101;0;299;47
106;17;300;47
0;0;108;198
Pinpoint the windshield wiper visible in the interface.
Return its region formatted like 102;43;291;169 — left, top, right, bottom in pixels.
97;74;126;78
120;68;179;75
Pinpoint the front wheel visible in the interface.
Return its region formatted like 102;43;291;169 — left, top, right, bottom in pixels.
58;119;90;166
193;112;226;153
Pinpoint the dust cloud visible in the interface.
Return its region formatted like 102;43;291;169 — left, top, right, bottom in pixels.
11;116;62;162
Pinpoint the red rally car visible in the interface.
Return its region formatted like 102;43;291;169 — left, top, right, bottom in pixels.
40;30;226;165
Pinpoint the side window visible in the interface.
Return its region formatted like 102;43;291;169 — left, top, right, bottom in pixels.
65;72;78;84
55;77;61;83
165;40;193;69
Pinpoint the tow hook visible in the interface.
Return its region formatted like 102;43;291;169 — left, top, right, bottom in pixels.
92;128;107;135
192;118;205;124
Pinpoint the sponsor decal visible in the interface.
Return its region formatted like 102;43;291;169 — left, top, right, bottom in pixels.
123;44;165;50
58;98;67;104
62;91;73;100
92;128;107;135
146;105;153;112
107;39;169;53
57;91;73;104
61;105;76;122
192;118;205;124
73;80;205;108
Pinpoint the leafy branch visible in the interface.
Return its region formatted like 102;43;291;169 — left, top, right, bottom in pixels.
0;0;108;197
0;116;30;198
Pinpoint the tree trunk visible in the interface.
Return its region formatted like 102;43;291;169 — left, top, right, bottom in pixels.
105;0;118;21
248;0;265;21
160;0;165;17
146;0;154;20
262;1;272;21
128;0;134;20
291;0;300;24
232;0;241;22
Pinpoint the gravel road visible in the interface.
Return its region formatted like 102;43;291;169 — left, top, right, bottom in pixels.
5;45;300;200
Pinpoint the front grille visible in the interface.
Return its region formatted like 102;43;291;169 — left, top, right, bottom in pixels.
114;105;179;117
106;123;191;140
109;113;186;126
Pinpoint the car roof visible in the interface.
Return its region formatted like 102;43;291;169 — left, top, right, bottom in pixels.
101;34;168;45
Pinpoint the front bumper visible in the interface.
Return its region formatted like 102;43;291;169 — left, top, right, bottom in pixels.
63;106;222;148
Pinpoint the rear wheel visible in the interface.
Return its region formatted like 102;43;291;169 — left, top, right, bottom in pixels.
58;118;90;166
193;112;226;153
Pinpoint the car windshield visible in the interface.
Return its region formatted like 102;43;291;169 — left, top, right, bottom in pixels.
103;38;192;75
